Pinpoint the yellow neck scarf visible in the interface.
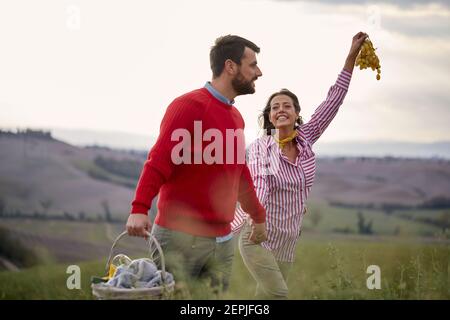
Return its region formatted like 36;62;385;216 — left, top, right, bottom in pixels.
274;131;298;149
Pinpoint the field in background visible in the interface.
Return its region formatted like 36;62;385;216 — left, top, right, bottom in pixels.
2;133;450;222
0;236;447;300
304;201;447;237
0;133;448;299
0;208;448;300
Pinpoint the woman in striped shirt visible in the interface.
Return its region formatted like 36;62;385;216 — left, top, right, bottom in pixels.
231;32;368;299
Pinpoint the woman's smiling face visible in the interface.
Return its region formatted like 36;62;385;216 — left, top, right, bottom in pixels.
269;94;299;129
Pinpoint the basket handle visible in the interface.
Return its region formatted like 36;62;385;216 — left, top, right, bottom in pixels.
104;231;169;284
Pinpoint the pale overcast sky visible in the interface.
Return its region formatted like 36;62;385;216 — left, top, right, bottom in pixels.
0;0;449;144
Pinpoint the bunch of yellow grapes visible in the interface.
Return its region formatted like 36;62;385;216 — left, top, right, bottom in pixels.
355;39;381;80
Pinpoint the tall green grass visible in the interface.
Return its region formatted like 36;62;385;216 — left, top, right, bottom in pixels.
1;239;447;300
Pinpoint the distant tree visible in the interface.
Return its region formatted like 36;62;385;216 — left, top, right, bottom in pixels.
13;209;23;218
420;196;450;209
63;211;74;221
94;156;142;179
0;197;5;216
366;220;373;234
40;198;53;216
101;200;112;222
383;206;394;216
78;211;86;221
21;128;53;140
357;211;373;235
437;211;450;232
310;208;323;228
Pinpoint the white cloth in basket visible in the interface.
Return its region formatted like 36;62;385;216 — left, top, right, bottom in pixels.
102;258;174;289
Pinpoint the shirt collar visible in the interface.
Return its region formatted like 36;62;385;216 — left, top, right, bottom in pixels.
204;82;235;106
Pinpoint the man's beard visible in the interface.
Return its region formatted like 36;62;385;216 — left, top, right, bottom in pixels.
232;71;256;96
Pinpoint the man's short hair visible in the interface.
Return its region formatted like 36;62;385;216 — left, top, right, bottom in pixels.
210;35;260;78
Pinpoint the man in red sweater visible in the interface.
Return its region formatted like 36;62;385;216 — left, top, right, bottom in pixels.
126;35;267;296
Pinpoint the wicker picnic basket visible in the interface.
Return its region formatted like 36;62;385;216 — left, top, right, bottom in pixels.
91;231;175;300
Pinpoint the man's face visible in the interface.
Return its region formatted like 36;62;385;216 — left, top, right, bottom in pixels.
231;47;263;96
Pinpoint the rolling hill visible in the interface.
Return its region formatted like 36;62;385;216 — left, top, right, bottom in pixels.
0;131;146;219
1;131;449;220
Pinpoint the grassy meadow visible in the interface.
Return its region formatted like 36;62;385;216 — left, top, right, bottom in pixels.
0;239;447;300
0;200;449;300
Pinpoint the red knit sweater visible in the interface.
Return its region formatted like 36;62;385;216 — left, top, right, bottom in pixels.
131;87;266;237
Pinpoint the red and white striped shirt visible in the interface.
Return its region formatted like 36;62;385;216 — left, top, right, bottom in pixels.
232;69;352;262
